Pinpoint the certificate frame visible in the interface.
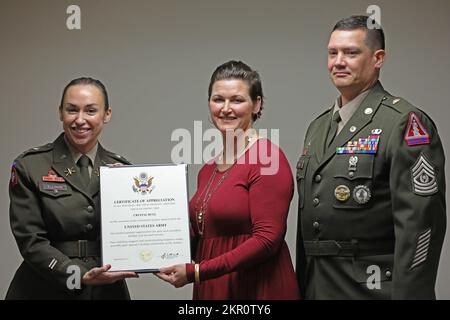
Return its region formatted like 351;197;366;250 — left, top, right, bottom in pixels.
100;163;191;272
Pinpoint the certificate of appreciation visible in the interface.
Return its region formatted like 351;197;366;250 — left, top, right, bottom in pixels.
100;164;191;272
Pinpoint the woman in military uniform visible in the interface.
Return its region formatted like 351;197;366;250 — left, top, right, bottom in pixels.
6;77;138;299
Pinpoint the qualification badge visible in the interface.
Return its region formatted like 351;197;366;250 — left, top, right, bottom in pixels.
42;169;65;182
353;185;371;204
335;185;351;202
348;156;358;177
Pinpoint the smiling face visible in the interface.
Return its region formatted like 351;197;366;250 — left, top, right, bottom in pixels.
327;29;385;101
59;84;111;154
209;79;261;135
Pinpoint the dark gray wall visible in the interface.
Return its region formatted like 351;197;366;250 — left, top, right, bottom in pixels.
1;0;449;299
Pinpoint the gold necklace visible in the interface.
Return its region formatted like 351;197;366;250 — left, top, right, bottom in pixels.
194;132;259;236
194;167;231;236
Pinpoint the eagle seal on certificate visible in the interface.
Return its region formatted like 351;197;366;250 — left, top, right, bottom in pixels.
132;172;154;195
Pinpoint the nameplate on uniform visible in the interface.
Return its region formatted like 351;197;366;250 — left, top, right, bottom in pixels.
336;135;380;154
40;182;68;192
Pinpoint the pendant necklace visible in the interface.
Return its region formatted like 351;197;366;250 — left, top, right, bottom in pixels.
194;132;258;236
194;167;231;236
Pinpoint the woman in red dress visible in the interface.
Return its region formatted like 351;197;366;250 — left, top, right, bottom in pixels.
157;61;300;299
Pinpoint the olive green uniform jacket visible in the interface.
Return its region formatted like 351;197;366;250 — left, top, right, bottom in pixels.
296;82;446;299
7;133;131;299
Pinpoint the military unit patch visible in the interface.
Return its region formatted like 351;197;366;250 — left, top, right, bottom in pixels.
410;228;431;270
411;154;438;196
336;135;380;154
404;112;430;146
10;163;18;187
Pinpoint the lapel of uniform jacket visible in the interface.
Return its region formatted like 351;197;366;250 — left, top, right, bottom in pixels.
317;81;387;170
88;143;108;197
314;107;334;163
51;133;91;199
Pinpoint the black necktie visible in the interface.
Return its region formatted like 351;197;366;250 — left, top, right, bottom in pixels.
77;154;91;187
326;111;341;147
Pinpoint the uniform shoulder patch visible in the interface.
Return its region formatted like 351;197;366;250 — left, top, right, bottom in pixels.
404;112;430;146
411;153;438;196
10;162;18;187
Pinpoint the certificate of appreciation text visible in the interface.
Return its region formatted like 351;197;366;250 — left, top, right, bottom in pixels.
100;164;191;272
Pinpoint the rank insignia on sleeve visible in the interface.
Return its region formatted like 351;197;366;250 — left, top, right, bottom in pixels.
10;163;18;187
404;112;430;146
410;228;431;270
48;258;58;270
411;154;438;196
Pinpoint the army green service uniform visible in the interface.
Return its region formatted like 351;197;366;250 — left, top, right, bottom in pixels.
295;82;446;299
6;133;131;300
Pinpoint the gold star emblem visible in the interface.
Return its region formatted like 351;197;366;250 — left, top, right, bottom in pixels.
64;167;76;176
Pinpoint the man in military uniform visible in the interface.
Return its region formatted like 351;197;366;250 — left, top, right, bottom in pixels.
7;77;138;299
295;16;446;299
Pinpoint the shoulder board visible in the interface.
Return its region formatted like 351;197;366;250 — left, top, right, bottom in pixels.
381;96;416;114
382;96;438;130
105;150;131;165
17;142;54;159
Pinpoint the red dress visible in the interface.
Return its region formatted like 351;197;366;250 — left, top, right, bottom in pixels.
186;139;300;300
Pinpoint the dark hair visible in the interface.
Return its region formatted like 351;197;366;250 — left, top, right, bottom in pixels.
59;77;109;110
208;60;264;122
333;15;385;50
